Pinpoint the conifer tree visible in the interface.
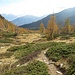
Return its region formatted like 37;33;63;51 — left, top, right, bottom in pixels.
39;23;45;34
47;15;58;40
72;24;75;33
62;18;71;34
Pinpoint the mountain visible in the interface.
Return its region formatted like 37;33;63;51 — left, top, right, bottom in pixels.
11;15;46;26
0;14;28;33
1;14;17;21
20;7;75;30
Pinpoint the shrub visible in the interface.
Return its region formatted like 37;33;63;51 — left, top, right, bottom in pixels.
46;43;75;75
4;61;50;75
46;43;75;61
70;33;75;37
66;63;75;75
2;32;17;38
7;42;63;59
60;35;70;40
0;38;13;43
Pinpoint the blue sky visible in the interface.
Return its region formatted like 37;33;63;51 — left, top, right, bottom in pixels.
0;0;75;16
0;0;26;6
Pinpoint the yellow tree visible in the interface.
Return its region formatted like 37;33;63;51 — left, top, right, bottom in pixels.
72;24;75;33
62;18;71;34
39;23;45;34
47;15;59;40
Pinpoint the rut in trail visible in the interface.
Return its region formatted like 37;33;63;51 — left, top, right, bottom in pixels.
35;48;63;75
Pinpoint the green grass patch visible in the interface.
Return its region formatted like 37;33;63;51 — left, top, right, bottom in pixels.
4;61;50;75
7;42;65;59
66;63;75;75
46;43;75;61
60;36;70;40
46;43;75;75
2;32;17;38
0;38;13;43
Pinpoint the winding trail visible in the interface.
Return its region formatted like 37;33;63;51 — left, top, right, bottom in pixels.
0;33;66;75
35;48;63;75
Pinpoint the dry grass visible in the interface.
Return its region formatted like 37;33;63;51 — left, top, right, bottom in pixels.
16;33;41;43
0;33;75;75
51;37;75;43
0;33;42;66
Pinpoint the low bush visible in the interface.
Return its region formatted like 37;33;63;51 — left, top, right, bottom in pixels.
69;33;75;37
66;54;75;75
54;34;60;38
2;32;17;38
46;43;75;61
60;35;70;40
66;62;75;75
7;42;64;59
4;61;50;75
0;38;13;43
46;43;75;75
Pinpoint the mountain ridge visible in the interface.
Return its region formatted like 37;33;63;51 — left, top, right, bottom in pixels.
11;15;46;26
1;14;18;21
20;7;75;30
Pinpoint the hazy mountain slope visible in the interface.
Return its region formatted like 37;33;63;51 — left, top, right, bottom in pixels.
20;7;75;30
1;14;17;21
11;15;46;26
0;14;28;33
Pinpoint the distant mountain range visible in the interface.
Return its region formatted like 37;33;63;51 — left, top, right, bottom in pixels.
1;14;46;26
1;14;17;21
11;15;46;26
0;14;28;33
20;7;75;30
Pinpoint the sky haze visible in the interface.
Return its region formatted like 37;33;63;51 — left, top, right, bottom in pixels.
0;0;75;16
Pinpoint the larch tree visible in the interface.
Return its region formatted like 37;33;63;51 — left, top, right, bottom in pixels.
62;18;71;34
39;23;45;34
72;24;75;33
47;15;59;40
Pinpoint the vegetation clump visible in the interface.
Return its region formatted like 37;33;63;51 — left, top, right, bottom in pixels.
46;43;75;75
46;43;75;61
4;61;50;75
7;42;63;59
0;38;13;43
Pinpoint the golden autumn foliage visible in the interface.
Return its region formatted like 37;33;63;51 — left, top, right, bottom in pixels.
0;15;28;34
39;23;45;34
47;15;59;40
72;24;75;33
61;18;71;34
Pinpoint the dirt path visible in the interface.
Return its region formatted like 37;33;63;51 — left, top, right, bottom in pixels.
35;48;63;75
1;33;72;75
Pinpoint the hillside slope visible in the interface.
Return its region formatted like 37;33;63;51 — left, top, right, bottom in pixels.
20;7;75;29
0;14;28;34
